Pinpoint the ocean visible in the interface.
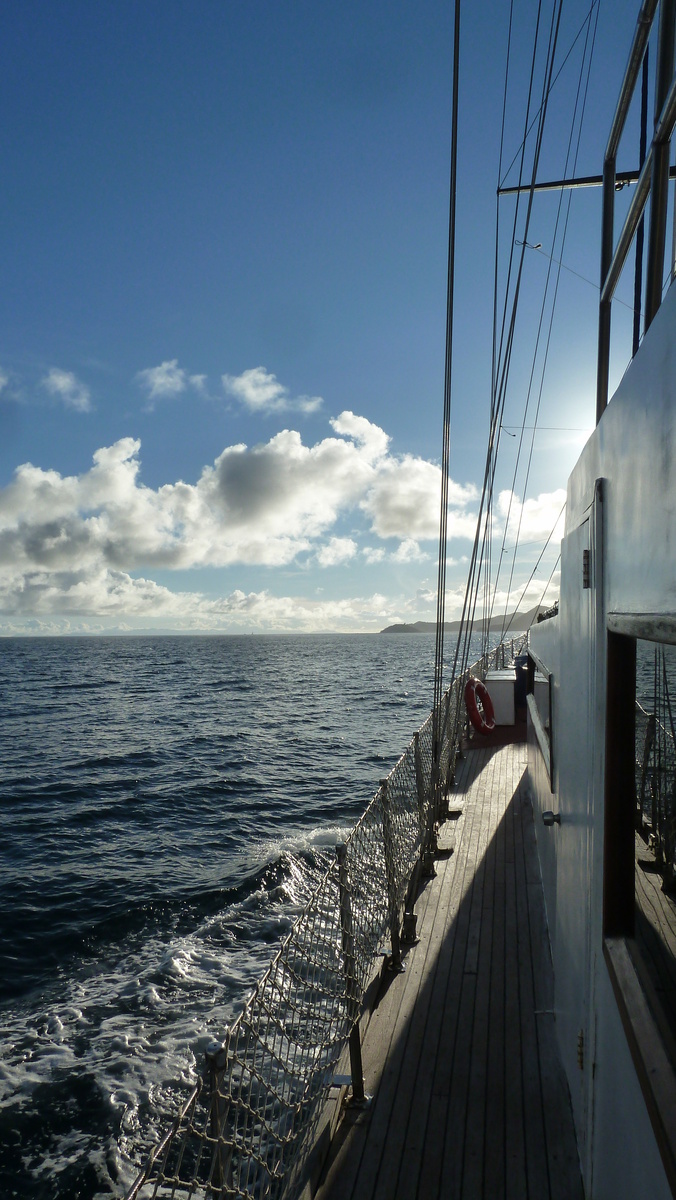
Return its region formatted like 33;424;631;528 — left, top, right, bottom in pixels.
0;632;475;1200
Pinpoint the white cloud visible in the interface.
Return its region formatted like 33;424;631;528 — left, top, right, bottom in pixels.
497;488;566;542
330;410;389;460
362;455;477;540
316;537;357;567
0;417;386;579
0;566;400;634
222;366;323;415
392;538;428;563
42;368;92;413
0;369;8;395
475;571;561;620
136;359;207;409
0;412;509;627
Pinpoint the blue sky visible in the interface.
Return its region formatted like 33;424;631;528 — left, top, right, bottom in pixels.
0;0;648;633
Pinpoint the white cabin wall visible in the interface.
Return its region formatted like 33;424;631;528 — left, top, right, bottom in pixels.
528;281;676;1199
528;617;560;943
592;965;675;1200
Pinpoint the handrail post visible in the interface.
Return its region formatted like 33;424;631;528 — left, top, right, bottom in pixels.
597;155;616;424
639;711;656;832
414;731;427;824
646;0;676;328
440;690;453;804
205;1036;232;1196
335;843;366;1103
380;780;404;971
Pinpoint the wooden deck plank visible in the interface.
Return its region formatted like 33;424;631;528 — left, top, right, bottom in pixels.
461;744;499;1196
315;865;441;1199
399;753;488;1200
370;850;457;1200
483;745;507;1198
514;774;551;1199
314;741;582;1200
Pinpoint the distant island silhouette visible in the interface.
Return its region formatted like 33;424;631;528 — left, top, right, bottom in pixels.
380;603;549;634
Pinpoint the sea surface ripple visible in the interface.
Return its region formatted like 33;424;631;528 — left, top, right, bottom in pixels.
0;632;462;1199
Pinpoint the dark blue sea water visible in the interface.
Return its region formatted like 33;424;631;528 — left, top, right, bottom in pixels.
0;632;483;1200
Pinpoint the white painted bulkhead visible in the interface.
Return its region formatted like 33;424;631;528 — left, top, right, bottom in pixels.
528;280;676;1199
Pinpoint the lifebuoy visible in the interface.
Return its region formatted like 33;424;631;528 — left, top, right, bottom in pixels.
464;676;495;735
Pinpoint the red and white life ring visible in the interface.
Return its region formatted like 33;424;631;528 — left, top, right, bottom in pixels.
464;676;495;735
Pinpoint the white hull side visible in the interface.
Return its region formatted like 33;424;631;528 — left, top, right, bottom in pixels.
528;280;676;1199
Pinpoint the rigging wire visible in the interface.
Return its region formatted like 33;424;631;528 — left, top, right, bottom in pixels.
432;0;461;781
486;0;516;659
537;551;562;611
530;244;641;314
495;0;600;642
452;0;552;684
450;0;565;708
486;0;563;528
500;503;566;640
499;0;600;190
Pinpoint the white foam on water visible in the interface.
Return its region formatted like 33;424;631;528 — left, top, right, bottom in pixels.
0;844;332;1195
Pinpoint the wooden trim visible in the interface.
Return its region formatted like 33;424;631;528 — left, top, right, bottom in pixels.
607;612;676;645
526;693;552;787
604;937;676;1196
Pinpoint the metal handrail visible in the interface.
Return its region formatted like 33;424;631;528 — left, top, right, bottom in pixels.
596;0;676;422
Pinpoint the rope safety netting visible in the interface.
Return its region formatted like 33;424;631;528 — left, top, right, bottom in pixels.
124;634;527;1200
635;648;676;889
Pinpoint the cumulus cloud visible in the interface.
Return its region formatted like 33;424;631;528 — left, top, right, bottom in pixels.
0;415;388;578
362;455;477;540
392;538;428;563
42;368;92;413
222;366;323;415
0;369;8;395
316;537;357;567
136;359;206;409
0;411;488;624
497;488;566;542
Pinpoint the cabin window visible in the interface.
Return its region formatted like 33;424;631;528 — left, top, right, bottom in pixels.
526;649;554;789
604;635;676;1019
633;639;676;1045
604;626;676;1186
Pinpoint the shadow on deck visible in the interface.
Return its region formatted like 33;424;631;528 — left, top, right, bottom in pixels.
314;741;582;1200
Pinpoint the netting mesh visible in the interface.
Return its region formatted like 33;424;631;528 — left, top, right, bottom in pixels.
125;635;527;1200
636;699;676;884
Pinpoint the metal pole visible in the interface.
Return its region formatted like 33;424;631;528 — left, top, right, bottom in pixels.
414;731;427;825
596;157;616;422
634;46;650;355
205;1037;231;1196
440;689;454;801
380;780;403;972
645;0;676;328
596;0;659;422
335;843;366;1102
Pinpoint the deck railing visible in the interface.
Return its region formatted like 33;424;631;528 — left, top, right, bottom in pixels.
635;700;676;887
124;633;527;1200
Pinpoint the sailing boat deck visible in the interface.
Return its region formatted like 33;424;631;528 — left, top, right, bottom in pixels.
314;738;582;1200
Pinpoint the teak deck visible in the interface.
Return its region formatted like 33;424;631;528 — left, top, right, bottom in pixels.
315;740;583;1200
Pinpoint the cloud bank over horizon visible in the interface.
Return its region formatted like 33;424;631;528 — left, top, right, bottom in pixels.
0;409;561;632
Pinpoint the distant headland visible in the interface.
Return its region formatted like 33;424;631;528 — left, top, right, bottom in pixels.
380;603;550;634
